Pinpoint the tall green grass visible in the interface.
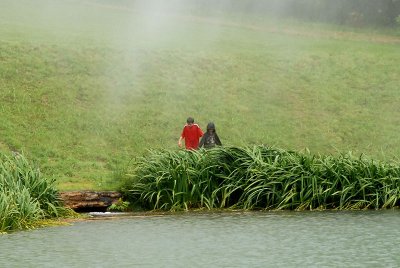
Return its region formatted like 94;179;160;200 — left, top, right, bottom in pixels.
0;153;67;232
121;146;400;210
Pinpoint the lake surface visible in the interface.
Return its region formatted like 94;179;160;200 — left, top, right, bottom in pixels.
1;210;400;267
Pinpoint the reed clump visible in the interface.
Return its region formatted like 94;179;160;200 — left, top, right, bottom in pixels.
121;146;400;211
0;153;67;232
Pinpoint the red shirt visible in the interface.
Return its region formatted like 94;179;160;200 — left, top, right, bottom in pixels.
181;124;203;150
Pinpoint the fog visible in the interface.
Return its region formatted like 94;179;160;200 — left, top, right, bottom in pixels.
4;0;399;107
2;0;399;152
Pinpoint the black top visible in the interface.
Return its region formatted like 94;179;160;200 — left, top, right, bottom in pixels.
199;122;222;149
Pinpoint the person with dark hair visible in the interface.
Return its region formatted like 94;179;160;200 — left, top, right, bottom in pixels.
178;117;203;150
199;122;222;149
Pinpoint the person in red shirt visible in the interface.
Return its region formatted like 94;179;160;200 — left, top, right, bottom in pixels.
178;117;204;150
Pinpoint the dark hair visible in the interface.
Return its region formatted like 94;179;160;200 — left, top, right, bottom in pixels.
207;122;215;131
187;117;194;124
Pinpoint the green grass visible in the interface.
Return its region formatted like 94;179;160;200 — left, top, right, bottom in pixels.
120;146;400;211
0;0;400;190
0;152;69;232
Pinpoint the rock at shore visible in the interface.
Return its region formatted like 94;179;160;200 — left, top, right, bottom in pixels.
60;191;121;212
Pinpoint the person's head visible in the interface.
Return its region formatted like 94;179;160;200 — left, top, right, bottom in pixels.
206;122;216;133
186;117;195;126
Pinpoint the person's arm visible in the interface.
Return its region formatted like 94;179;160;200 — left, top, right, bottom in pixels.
178;126;186;147
215;133;222;146
199;135;206;148
178;136;184;147
198;126;204;138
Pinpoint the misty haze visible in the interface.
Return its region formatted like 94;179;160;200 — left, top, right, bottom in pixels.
2;2;400;263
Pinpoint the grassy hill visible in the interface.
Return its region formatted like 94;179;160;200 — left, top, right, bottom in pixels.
1;0;400;190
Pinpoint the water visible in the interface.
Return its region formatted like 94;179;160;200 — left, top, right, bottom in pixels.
1;210;400;267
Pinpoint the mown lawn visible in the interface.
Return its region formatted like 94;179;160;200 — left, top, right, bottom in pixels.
0;0;399;190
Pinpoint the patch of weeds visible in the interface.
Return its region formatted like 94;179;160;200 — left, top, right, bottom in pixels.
108;198;130;212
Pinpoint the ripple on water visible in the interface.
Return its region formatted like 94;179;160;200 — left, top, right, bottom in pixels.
1;210;400;267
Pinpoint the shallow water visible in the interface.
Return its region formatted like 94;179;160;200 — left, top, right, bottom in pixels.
1;210;400;267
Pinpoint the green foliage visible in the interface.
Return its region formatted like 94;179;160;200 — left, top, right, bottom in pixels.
108;198;130;212
121;146;400;211
0;1;399;190
0;153;68;232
